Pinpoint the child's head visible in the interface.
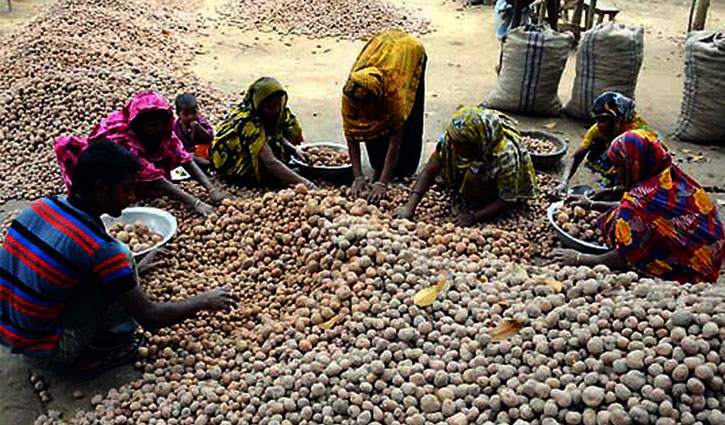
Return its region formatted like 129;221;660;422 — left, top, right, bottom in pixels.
175;93;199;124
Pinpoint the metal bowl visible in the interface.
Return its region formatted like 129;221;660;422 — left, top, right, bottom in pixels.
569;184;594;197
290;142;353;183
101;207;177;258
547;201;609;254
521;130;569;170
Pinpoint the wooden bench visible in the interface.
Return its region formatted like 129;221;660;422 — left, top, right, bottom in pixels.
560;0;619;35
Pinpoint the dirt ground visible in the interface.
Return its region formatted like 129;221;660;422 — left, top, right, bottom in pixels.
1;0;724;423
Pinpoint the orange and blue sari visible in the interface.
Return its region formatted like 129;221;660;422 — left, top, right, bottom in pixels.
601;130;725;283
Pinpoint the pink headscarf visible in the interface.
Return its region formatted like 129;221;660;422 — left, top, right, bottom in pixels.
55;91;191;194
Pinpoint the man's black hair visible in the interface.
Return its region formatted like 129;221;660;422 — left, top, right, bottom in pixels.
70;140;142;196
175;93;198;112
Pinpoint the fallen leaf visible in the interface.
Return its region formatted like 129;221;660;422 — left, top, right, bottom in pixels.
542;278;563;293
318;315;338;330
496;300;510;310
435;273;452;292
490;319;523;342
413;273;452;307
413;286;440;307
544;122;558;129
509;264;529;279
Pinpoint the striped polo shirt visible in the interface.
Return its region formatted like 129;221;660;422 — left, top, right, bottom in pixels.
0;196;137;356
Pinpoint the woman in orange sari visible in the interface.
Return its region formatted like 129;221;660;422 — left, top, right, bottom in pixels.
342;29;427;203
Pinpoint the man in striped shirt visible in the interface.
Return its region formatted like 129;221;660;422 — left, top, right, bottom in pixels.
0;140;232;374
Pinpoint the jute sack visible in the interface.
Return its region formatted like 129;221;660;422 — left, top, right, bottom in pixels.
672;31;725;145
565;23;644;120
486;25;573;116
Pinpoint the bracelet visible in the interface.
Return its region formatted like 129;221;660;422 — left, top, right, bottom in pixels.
575;253;582;266
374;181;388;188
193;199;201;207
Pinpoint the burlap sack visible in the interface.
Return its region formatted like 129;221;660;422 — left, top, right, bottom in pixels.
672;31;725;145
564;23;644;120
485;25;573;116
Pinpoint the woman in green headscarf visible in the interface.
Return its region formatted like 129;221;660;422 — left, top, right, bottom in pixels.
395;106;540;225
210;77;314;188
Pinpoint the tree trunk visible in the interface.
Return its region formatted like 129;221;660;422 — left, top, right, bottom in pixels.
692;0;710;31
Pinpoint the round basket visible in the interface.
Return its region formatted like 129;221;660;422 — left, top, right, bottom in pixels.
101;207;177;259
521;130;569;170
547;201;609;255
290;142;353;183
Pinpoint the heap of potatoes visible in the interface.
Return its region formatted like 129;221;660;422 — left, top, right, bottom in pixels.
34;186;725;425
107;220;165;254
557;204;606;246
218;0;431;40
304;146;350;168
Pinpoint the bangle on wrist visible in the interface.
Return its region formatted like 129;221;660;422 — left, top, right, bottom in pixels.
575;253;582;266
193;199;201;207
374;181;388;188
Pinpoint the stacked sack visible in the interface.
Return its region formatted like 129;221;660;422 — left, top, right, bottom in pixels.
486;24;574;116
672;31;725;145
565;23;645;120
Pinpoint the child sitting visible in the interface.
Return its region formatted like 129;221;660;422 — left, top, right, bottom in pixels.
173;93;214;168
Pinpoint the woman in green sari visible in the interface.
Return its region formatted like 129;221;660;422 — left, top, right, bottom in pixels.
396;106;539;225
210;77;314;188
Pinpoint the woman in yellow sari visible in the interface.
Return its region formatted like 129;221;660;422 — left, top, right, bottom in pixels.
342;29;427;203
210;77;314;188
396;106;540;225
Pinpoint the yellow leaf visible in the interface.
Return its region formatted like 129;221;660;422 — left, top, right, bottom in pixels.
477;275;489;284
435;272;452;291
318;315;338;330
414;273;452;307
542;278;563;293
413;286;440;307
510;264;528;279
490;319;523;342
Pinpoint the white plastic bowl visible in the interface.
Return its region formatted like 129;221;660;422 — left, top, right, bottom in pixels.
101;207;177;258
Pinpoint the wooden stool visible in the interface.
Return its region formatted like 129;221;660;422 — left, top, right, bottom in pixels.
584;0;619;24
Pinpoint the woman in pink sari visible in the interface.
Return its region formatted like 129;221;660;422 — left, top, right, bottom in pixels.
55;91;226;216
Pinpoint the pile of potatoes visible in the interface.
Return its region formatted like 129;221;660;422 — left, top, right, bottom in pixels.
218;0;431;40
556;203;606;246
35;185;725;425
0;0;234;203
305;146;350;168
107;220;164;254
522;136;557;155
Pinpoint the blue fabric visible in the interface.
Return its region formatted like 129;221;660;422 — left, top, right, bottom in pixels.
495;0;533;39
